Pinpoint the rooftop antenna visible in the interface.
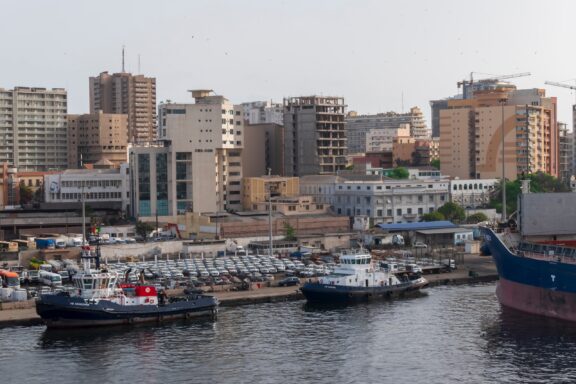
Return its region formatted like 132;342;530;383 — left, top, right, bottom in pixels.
138;54;141;74
122;45;125;72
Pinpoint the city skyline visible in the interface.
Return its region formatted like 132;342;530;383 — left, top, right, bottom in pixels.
2;0;576;127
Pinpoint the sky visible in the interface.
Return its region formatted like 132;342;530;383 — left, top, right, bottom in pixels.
2;0;576;128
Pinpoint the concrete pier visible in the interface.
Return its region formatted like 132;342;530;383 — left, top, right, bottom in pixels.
0;254;497;327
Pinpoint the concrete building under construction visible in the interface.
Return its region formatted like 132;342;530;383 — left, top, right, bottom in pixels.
283;96;347;176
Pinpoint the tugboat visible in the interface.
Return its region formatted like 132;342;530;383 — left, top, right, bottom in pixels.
36;246;218;328
300;249;428;303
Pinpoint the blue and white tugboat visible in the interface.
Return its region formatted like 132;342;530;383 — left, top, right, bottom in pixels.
36;246;218;328
300;249;428;303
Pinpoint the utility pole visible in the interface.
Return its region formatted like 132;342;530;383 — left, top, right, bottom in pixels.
81;182;86;246
267;168;273;257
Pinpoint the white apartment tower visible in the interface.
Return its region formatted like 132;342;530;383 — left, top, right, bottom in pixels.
130;90;244;218
0;87;68;171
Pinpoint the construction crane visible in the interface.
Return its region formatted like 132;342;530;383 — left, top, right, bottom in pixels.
545;80;576;103
457;72;531;89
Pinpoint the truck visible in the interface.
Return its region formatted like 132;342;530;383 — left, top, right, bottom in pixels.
34;238;56;250
379;234;405;246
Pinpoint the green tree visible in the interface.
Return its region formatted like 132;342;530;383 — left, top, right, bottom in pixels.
135;220;155;239
437;202;465;223
284;222;296;241
19;182;33;205
489;172;569;215
466;212;488;224
389;166;409;179
430;159;440;170
421;211;445;221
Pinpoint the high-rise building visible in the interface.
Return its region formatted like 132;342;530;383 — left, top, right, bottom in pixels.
67;111;129;168
0;87;68;171
241;101;283;125
130;90;244;218
89;71;156;143
242;123;284;177
283;96;347;176
429;99;449;138
559;122;573;184
439;82;558;180
346;107;429;154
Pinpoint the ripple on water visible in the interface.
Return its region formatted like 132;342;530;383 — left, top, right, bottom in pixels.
2;284;576;384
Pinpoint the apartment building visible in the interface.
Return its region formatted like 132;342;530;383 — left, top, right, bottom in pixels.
242;175;299;210
242;123;284;177
67;111;128;168
439;83;558;180
559;123;573;184
89;71;156;143
283;96;347;176
300;174;450;224
0;87;68;171
346;107;429;154
449;178;498;208
130;90;244;219
365;123;410;152
241;101;283;125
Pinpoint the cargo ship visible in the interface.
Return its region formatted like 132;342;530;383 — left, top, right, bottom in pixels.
300;249;428;303
36;247;218;328
481;183;576;322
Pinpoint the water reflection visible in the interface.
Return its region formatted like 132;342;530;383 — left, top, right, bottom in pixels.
482;307;576;383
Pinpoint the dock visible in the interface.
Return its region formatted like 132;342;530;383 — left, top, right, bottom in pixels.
0;254;497;327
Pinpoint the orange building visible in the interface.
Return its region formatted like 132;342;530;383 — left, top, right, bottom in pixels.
439;83;558;180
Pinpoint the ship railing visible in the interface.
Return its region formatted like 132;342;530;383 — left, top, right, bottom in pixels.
517;250;576;265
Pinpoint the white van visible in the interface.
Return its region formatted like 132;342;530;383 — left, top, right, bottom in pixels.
39;271;63;287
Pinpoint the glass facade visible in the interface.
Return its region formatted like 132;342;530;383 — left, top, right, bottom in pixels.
138;154;151;216
156;153;169;216
176;152;193;214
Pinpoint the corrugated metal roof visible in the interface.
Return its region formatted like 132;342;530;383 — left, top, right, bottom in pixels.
416;228;472;235
375;221;456;231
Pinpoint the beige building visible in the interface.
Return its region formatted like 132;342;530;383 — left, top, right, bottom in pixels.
439;83;558;180
283;96;347;176
241;175;328;215
242;176;299;210
346;106;429;154
0;87;68;171
130;90;244;219
366;123;410;152
180;211;349;239
242;123;284;177
67;111;128;168
89;71;156;143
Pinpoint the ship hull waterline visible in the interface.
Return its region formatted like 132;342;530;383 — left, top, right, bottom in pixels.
496;277;576;323
36;296;218;329
301;281;428;304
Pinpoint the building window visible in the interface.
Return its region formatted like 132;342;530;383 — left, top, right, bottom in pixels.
396;208;402;215
387;209;392;216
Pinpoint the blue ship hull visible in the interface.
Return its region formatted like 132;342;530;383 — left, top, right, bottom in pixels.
481;227;576;321
36;293;218;328
301;280;427;304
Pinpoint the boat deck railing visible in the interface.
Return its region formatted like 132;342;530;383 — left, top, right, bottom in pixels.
516;242;576;264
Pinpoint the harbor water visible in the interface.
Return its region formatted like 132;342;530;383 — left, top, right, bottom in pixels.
2;283;576;384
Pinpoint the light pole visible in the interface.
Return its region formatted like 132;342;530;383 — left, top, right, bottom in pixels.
81;182;86;246
500;98;507;222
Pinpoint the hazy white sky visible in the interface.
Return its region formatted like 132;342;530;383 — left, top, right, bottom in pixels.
2;0;576;127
